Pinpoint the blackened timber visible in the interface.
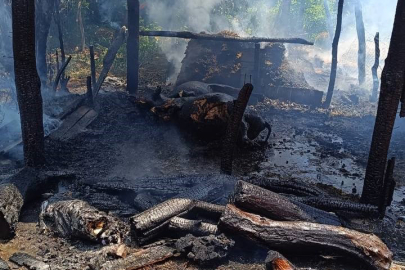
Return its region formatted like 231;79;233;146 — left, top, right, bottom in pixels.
89;45;97;90
379;157;396;218
86;76;94;106
219;204;392;270
168;217;218;236
362;1;405;205
233;181;341;225
221;83;254;175
127;0;139;94
140;31;314;45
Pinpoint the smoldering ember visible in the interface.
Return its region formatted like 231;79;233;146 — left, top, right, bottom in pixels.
1;1;405;270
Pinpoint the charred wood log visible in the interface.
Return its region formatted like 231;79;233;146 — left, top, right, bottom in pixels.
40;199;129;244
95;26;128;97
233;181;341;226
100;246;176;270
140;31;314;45
0;168;74;239
324;0;344;108
9;252;50;270
362;0;405;205
247;177;327;197
221;83;254;175
292;196;378;216
265;250;297;270
168;217;218;236
371;32;380;102
219;204;392;270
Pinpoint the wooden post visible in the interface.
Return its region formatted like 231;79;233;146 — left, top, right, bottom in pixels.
127;0;139;95
361;1;405;205
89;45;97;89
253;43;260;92
355;0;366;85
12;0;45;166
324;0;344;108
86;76;94;107
371;32;380;102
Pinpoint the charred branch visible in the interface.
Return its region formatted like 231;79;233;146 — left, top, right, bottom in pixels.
219;204;392;270
168;217;218;236
140;31;314;45
371;32;380;102
53;55;72;92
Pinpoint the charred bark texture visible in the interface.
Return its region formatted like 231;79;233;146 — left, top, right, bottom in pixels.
35;0;54;87
221;83;254;175
362;1;405;205
95;26;128;97
219;205;392;270
379;157;396;217
265;250;297;270
86;76;94;107
40;199;129;244
13;0;45;166
371;32;380;102
233;181;341;226
140;31;314;45
324;0;344;108
127;0;139;95
168;217;218;236
355;0;366;85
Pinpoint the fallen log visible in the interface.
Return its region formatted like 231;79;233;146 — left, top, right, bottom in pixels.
168;217;218;236
265;250;297;270
0;168;74;239
219;204;392;270
100;246;176;270
40;199;129;244
130;199;224;244
140;31;314;45
233;181;341;226
95;26;128;97
9;252;50;270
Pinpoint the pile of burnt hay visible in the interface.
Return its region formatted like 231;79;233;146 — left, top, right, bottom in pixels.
176;31;311;90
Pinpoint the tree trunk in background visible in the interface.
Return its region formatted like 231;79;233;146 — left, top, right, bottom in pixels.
323;0;334;42
274;0;292;36
361;1;405;205
127;0;139;95
371;32;380;102
12;0;45;167
35;0;54;87
355;0;366;85
297;0;306;34
324;0;344;108
77;0;85;52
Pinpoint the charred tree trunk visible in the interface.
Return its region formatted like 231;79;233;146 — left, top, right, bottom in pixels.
13;0;45;166
221;84;254;175
127;0;139;95
361;1;405;205
371;32;380;102
355;0;366;85
35;0;54;87
219;205;392;270
77;0;85;52
324;0;344;108
233;181;341;225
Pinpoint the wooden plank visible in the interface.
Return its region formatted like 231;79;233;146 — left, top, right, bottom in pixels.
49;106;91;140
58;109;98;141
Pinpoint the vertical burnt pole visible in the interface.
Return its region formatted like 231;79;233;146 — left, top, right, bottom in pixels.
253;43;260;92
12;0;45;167
361;1;405;205
89;45;97;90
324;0;344;108
221;84;254;175
355;0;366;85
371;32;380;102
86;76;94;107
127;0;139;95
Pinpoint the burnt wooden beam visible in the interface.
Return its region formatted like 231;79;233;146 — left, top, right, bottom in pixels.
127;0;139;95
40;199;129;244
362;1;405;205
324;0;344;108
371;32;380;102
140;31;314;45
219;204;392;270
233;181;341;225
86;76;94;107
89;45;97;90
221;83;254;175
